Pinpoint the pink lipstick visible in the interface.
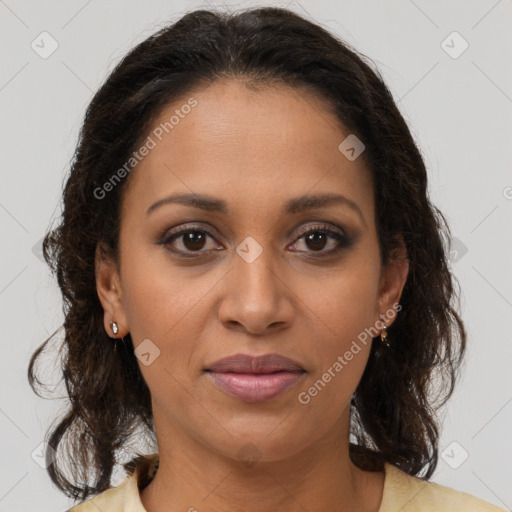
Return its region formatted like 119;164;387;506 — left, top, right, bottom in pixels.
205;353;306;403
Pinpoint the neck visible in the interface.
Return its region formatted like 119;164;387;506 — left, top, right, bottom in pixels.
140;411;384;512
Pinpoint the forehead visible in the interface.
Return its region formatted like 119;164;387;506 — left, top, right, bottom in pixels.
122;78;373;219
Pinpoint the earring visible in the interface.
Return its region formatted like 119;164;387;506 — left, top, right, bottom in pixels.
109;321;119;336
380;324;390;347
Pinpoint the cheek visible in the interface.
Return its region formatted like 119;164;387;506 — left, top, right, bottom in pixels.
120;245;211;343
293;254;380;407
119;245;229;396
295;287;375;424
119;249;213;406
297;251;381;341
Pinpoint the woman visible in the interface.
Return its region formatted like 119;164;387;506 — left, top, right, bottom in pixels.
28;6;505;512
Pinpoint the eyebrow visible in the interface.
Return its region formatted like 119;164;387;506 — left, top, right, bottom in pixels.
146;192;366;226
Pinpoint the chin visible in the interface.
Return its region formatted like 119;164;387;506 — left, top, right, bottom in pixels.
200;424;318;466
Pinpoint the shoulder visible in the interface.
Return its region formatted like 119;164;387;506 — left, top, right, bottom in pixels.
65;452;159;512
65;475;135;512
380;463;507;512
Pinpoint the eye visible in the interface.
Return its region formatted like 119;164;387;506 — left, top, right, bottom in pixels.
288;223;349;256
159;225;222;256
158;222;351;258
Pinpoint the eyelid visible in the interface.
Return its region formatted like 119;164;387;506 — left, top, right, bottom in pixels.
160;223;220;242
160;221;345;246
158;224;222;258
158;222;350;262
293;222;345;239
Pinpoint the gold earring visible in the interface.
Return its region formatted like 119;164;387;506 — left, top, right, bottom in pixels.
380;324;389;347
109;321;119;336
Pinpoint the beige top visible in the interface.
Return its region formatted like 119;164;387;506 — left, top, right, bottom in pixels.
67;453;506;511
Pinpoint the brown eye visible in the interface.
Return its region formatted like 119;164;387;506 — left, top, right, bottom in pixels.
160;226;221;256
289;223;351;256
304;231;329;251
181;231;207;251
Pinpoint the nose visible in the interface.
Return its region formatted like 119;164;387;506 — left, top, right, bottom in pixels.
217;243;294;335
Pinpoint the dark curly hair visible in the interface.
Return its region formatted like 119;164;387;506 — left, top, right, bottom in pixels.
28;6;466;503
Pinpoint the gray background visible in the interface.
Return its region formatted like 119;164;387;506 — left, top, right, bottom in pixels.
1;0;511;510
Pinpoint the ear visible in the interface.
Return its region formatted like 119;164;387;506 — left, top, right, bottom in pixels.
375;238;409;328
95;244;129;338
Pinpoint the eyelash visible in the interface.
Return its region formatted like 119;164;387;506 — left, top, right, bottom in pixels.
157;223;350;259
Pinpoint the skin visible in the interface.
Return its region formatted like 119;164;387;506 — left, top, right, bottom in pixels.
96;79;409;512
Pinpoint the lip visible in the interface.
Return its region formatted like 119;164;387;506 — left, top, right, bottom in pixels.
205;353;306;403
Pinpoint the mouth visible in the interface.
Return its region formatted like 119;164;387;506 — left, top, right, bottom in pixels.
204;353;306;403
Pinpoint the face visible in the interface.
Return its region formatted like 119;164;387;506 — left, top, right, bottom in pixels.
96;79;408;463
